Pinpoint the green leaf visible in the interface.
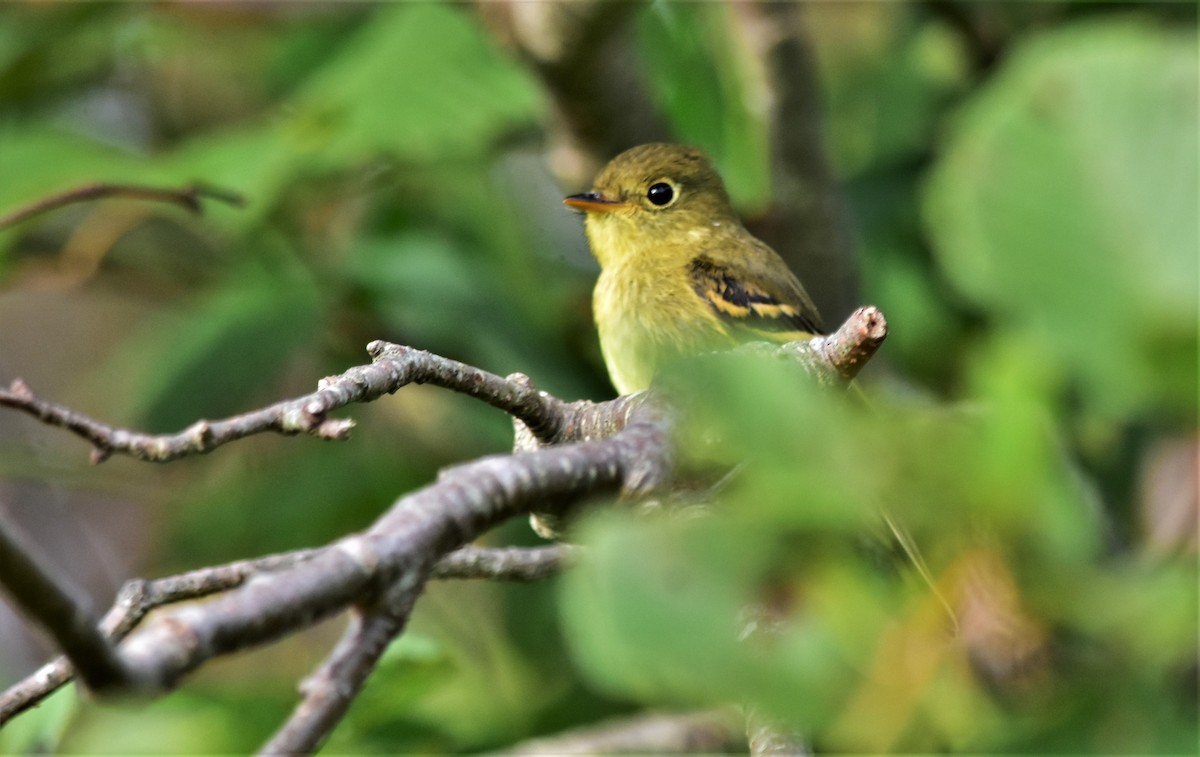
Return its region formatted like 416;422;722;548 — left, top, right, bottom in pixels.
0;683;77;753
560;513;786;704
636;3;772;211
99;262;321;432
289;4;542;165
815;4;970;178
925;21;1199;419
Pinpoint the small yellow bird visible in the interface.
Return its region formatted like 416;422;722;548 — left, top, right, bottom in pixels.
565;143;825;395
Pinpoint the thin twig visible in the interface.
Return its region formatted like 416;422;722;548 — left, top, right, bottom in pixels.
0;543;571;725
259;580;422;755
0;546;324;723
0;341;569;464
0;181;245;231
261;545;580;751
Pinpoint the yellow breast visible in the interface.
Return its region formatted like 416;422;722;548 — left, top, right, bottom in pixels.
593;260;729;395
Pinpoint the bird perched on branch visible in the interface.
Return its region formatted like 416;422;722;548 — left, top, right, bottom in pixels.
565;143;825;395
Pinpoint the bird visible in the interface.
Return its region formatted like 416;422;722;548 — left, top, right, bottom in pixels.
564;143;825;395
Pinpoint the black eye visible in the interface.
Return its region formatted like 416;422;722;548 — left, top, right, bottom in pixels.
646;182;675;207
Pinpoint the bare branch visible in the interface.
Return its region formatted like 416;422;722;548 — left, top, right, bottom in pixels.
0;543;570;725
260;580;421;756
492;709;743;755
0;303;879;466
430;544;580;581
811;305;888;381
265;543;582;753
0;181;244;231
746;706;811;756
0;304;883;744
0;546;323;723
93;398;668;694
0;341;570;463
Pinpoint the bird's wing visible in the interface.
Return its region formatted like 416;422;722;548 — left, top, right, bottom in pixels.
688;248;825;342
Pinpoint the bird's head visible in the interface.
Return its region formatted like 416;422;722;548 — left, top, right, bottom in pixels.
564;143;738;268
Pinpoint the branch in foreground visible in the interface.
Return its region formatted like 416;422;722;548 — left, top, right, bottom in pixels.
261;580;422;756
0;306;881;464
0;516;130;691
0;546;322;724
746;706;811;756
90;397;666;693
0;545;571;724
0;181;244;231
491;709;743;755
430;544;580;581
0;305;883;747
263;545;579;753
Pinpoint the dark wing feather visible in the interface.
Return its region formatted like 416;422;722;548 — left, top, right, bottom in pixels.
689;251;824;340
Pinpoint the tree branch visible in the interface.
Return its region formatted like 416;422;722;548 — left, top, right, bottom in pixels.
477;1;670;187
492;709;743;755
0;544;573;725
733;305;887;384
259;579;422;756
429;544;580;581
0;304;884;746
262;544;580;752
0;516;131;691
0;341;571;463
0;182;244;231
78;398;666;693
0;546;322;723
717;2;860;325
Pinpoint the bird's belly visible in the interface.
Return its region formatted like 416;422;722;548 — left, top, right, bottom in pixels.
593;269;725;395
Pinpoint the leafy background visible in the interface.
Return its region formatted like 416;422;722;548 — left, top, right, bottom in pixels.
0;1;1195;753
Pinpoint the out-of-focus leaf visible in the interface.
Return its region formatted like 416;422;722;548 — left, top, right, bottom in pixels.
159;127;296;231
0;131;162;230
98;262;321;432
167;424;433;559
350;231;486;354
809;3;970;177
0;5;119;109
636;2;772;211
290;3;541;165
925;21;1199;419
0;682;77;754
563;351;1118;748
560;513;806;705
60;688;292;754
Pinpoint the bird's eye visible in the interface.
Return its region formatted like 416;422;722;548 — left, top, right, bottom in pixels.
646;182;675;207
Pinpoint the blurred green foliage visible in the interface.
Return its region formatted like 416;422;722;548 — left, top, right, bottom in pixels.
0;1;1195;753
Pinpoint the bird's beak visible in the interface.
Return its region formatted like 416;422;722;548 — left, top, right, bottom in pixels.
563;191;627;213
